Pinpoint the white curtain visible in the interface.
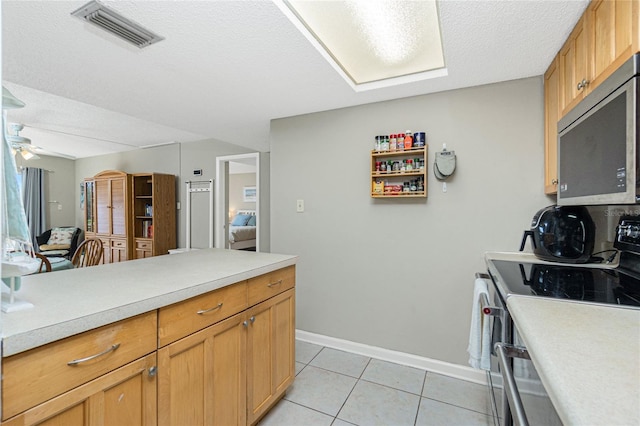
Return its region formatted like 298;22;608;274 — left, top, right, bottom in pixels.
20;167;46;248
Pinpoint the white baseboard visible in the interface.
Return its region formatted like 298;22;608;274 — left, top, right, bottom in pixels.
295;329;488;386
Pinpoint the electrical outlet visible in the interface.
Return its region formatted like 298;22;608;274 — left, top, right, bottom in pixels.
296;199;304;213
57;204;63;211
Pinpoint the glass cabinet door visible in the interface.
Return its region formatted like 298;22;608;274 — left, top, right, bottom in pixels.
84;180;95;233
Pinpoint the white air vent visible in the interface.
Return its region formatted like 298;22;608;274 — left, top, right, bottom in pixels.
71;0;164;48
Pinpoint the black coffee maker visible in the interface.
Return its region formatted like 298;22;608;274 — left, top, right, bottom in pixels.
520;205;596;264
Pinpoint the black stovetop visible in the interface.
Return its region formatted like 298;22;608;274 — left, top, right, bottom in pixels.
488;259;640;309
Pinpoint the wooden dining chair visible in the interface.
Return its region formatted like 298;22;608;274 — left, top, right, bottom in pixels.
71;239;104;268
27;251;52;273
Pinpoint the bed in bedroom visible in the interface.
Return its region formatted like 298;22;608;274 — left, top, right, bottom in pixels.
228;210;256;250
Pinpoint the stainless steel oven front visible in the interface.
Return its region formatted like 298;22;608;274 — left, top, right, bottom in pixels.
479;273;562;426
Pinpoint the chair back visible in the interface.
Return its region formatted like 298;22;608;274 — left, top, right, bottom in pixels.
71;239;104;268
26;251;52;273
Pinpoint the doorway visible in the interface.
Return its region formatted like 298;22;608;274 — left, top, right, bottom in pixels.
215;153;260;251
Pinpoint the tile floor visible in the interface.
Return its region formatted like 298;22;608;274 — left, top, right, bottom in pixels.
258;340;498;426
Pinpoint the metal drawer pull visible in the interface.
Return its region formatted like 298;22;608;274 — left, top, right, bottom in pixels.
67;343;121;366
197;303;223;315
495;343;530;426
267;279;282;288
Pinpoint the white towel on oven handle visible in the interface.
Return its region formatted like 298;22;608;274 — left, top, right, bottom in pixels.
467;277;491;370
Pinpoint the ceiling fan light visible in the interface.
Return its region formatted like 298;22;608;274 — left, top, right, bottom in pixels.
20;150;36;160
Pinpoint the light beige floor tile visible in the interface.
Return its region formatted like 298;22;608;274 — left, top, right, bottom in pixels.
337;380;421;426
258;399;334;426
285;365;357;416
310;347;371;378
416;397;495;426
422;372;494;415
361;358;426;395
331;419;357;426
296;340;324;364
296;361;306;375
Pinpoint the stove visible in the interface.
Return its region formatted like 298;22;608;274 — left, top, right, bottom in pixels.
488;215;640;310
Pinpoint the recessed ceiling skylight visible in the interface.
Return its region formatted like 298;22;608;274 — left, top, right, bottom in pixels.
278;0;446;91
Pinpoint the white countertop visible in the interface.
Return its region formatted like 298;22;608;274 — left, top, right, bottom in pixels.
507;296;640;426
1;248;297;356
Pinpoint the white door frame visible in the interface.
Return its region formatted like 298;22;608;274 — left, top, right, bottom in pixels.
215;152;260;251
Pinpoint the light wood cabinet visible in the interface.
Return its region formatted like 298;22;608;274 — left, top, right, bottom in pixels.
586;0;638;92
158;313;247;426
246;289;295;425
2;354;157;426
1;266;295;426
1;312;157;424
559;14;588;116
545;0;639;193
84;170;132;264
84;171;177;263
157;267;296;426
544;57;560;195
132;173;176;258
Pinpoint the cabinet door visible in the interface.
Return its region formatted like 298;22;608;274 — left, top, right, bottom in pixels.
559;14;588;116
246;289;295;425
2;354;157;426
110;178;127;237
158;313;246;426
95;179;111;235
84;181;95;234
109;238;128;263
544;57;560;195
587;0;637;89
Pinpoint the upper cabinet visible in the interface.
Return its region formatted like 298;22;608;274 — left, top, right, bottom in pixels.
559;14;588;116
545;0;639;194
587;0;638;91
544;57;560;195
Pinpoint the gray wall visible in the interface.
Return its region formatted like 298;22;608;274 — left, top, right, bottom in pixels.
270;77;551;366
16;154;76;229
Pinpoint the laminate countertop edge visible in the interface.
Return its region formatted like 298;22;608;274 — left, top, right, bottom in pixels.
506;296;640;426
1;248;298;357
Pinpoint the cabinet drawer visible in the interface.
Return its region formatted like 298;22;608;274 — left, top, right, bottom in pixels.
111;239;127;248
136;240;152;250
158;281;248;347
248;266;295;307
2;311;157;420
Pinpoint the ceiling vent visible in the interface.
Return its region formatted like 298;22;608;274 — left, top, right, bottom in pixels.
71;0;164;48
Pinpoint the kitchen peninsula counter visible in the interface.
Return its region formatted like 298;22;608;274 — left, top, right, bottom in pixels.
507;296;640;425
1;248;297;356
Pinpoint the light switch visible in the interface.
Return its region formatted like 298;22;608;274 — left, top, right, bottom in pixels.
296;199;304;213
57;204;63;211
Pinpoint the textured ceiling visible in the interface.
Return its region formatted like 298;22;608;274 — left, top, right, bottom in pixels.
2;0;589;159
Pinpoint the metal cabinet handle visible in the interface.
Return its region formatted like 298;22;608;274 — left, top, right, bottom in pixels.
551;179;558;185
267;279;282;288
577;78;590;90
197;303;223;315
67;343;121;366
495;343;531;426
250;316;255;323
242;320;249;327
148;366;157;377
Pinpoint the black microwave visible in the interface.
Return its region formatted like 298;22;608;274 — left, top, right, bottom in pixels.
557;53;640;205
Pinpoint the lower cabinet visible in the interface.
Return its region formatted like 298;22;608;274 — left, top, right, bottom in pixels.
158;288;296;426
246;289;296;425
157;313;247;426
2;354;157;426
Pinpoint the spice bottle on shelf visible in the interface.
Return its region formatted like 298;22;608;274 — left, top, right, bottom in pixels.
380;135;389;151
380;161;387;172
390;134;397;151
374;136;381;151
397;133;405;151
406;159;413;171
404;131;413;149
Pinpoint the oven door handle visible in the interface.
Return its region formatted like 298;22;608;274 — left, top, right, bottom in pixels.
495;343;531;426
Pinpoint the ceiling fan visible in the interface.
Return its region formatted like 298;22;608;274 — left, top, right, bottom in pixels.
6;123;40;160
